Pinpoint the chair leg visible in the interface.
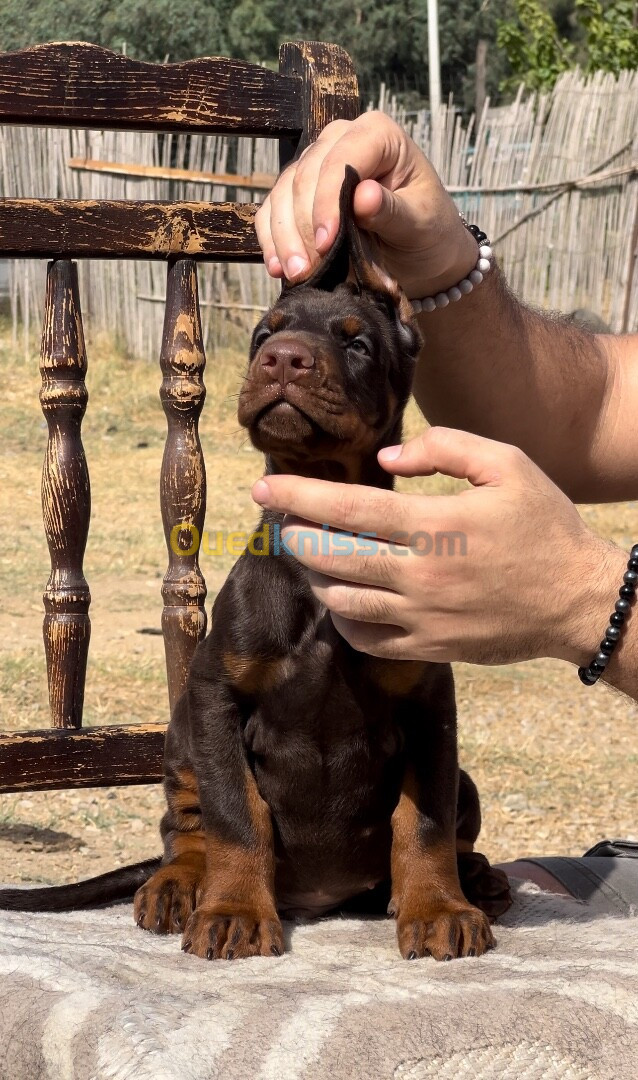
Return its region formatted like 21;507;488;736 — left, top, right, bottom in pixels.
159;258;208;712
40;259;91;730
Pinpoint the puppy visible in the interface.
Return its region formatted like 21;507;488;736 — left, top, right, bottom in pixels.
0;168;511;959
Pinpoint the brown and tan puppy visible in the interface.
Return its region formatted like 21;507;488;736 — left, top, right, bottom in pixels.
0;168;511;959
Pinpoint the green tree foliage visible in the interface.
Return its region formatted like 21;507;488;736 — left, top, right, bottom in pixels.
575;0;638;75
0;0;226;61
497;0;638;91
0;0;513;110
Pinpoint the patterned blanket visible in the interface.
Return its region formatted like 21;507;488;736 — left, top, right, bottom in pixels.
0;881;636;1079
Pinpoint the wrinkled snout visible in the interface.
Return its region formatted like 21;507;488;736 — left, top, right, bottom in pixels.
259;337;316;386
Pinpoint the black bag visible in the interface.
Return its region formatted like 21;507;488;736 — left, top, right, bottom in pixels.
583;839;638;858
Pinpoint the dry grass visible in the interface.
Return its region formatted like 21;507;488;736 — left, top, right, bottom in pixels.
0;320;636;885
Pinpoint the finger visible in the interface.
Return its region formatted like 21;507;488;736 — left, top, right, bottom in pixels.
290;125;354;258
254;194;283;277
307;570;403;625
267;165;312;281
252;476;443;542
378;427;529;487
329;613;414;659
280;519;406;587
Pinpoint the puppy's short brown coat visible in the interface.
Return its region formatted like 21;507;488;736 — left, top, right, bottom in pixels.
0;168;511;958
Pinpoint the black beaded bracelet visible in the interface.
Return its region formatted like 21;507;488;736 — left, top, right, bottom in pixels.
578;544;638;685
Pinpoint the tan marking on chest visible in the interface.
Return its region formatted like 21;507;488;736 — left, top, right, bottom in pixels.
368;658;426;696
223;652;290;694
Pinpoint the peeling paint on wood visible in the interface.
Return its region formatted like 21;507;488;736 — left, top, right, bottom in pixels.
40;260;91;730
0;200;262;260
0;42;302;137
0;725;166;793
160;259;208;710
278;42;359;155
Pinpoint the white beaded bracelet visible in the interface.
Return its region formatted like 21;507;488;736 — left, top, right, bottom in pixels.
411;221;494;313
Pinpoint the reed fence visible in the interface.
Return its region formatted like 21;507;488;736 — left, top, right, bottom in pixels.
1;67;636;360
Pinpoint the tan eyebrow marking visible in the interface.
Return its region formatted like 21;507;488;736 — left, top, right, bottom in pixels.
342;316;363;336
267;309;286;331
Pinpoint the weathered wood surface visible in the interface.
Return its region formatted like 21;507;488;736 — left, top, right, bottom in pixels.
67;158;277;191
278;41;359;163
40;260;91;730
0;725;165;793
159;260;208;710
0;41;302;136
0;199;262;260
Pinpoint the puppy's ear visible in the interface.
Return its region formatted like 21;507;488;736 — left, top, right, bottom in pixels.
342;166;421;357
281;166;357;294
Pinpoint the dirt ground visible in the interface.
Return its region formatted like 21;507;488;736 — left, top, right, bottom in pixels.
0;322;636;886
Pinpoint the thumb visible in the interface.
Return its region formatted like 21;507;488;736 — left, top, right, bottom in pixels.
378;427;524;487
353;179;408;239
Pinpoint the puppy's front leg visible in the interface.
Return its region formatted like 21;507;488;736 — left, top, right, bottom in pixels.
182;674;283;961
390;681;494;961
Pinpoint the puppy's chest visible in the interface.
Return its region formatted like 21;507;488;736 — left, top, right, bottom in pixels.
241;635;405;797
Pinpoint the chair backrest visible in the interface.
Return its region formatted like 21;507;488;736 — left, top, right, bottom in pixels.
0;40;359;796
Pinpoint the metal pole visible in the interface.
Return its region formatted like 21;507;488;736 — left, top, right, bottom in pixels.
427;0;442;163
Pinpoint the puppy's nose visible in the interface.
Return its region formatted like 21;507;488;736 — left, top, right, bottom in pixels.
260;339;315;385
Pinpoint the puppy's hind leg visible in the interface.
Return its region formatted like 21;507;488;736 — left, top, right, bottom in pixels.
456;769;512;920
134;696;206;935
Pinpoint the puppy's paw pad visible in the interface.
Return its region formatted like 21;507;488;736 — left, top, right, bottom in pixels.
182;905;284;960
397;902;494;961
134;867;201;935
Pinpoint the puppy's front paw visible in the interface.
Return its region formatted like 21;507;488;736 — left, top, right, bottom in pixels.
181;903;284;960
134;862;203;934
395;899;495;960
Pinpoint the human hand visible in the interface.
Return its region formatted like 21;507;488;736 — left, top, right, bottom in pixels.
254;111;477;300
251;428;624;666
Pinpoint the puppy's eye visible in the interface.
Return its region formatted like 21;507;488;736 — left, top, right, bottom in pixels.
253;327;272;349
349;337;372;358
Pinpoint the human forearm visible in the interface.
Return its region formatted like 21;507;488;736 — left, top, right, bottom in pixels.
411;268;616;502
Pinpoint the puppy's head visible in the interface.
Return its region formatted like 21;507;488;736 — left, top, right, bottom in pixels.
238;167;422;481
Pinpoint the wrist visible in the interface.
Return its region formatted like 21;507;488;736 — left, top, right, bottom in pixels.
404;222;478;302
553;538;630;669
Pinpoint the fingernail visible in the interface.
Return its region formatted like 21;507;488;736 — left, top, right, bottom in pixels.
315;226;329;250
252;479;272;505
286;255;308;279
378;444;402;462
267;256;283;277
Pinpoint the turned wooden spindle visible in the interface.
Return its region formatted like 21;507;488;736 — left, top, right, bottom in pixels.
40;260;91;730
159;258;208;711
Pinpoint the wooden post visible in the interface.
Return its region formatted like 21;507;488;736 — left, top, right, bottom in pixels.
40;260;91;729
621;185;638;334
278;41;359;168
159;258;207;711
475;39;488;122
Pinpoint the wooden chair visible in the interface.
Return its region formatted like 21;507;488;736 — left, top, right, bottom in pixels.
0;40;358;795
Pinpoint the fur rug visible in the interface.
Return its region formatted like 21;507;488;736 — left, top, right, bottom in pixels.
0;881;636;1079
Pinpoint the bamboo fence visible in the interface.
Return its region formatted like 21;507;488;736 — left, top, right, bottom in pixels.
1;68;636;360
